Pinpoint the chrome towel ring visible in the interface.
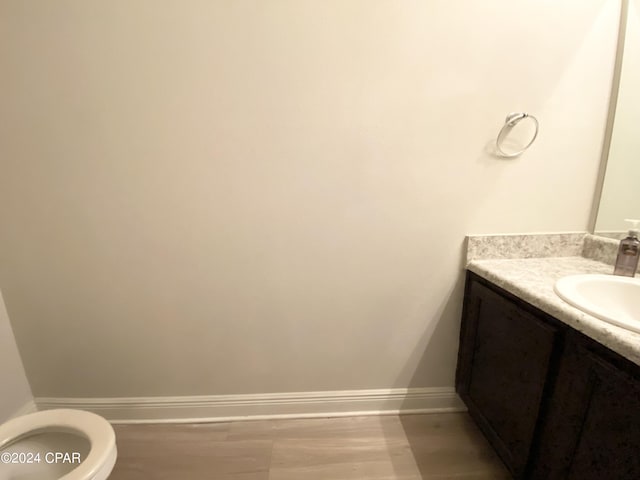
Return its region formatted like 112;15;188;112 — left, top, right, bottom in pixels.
495;112;539;158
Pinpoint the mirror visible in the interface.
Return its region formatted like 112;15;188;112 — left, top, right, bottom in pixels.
594;0;640;237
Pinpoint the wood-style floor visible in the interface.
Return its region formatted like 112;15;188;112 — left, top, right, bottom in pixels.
110;413;510;479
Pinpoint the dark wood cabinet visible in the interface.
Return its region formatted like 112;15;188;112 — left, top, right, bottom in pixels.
457;272;640;479
456;275;562;477
530;333;640;480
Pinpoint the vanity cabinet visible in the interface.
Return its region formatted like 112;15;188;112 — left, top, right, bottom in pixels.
456;273;562;478
457;272;640;479
530;332;640;479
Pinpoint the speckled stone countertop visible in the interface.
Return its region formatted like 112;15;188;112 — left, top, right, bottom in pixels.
467;256;640;367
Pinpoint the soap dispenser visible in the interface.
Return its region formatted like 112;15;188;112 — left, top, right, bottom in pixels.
614;219;640;277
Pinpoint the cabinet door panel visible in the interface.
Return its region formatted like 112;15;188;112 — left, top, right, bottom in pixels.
458;278;559;477
531;340;640;479
567;349;640;479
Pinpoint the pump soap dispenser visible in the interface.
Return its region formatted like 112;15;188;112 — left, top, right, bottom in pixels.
614;219;640;277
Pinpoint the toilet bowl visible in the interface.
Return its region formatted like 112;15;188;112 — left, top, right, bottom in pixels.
0;409;117;480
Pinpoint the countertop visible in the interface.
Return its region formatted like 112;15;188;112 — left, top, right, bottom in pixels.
467;256;640;367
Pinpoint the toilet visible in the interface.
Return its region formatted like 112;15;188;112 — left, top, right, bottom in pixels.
0;409;117;480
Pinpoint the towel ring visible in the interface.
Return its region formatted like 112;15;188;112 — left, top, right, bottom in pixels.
495;112;539;158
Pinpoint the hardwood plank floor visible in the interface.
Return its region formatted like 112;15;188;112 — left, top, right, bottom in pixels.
110;413;510;479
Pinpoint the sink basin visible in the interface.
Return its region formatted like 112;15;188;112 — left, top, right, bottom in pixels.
554;274;640;333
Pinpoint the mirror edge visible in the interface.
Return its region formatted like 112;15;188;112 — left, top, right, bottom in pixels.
589;0;629;233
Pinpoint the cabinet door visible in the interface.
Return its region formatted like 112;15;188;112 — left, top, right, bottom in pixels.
531;337;640;480
457;276;559;478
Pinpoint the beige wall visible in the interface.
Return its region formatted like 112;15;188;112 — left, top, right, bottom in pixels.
596;0;640;231
0;1;619;398
0;289;33;421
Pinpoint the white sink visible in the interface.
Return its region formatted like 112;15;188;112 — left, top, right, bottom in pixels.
554;274;640;333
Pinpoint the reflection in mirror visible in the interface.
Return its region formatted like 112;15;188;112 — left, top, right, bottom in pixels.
596;0;640;238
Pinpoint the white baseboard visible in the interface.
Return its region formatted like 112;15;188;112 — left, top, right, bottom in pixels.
36;387;466;424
